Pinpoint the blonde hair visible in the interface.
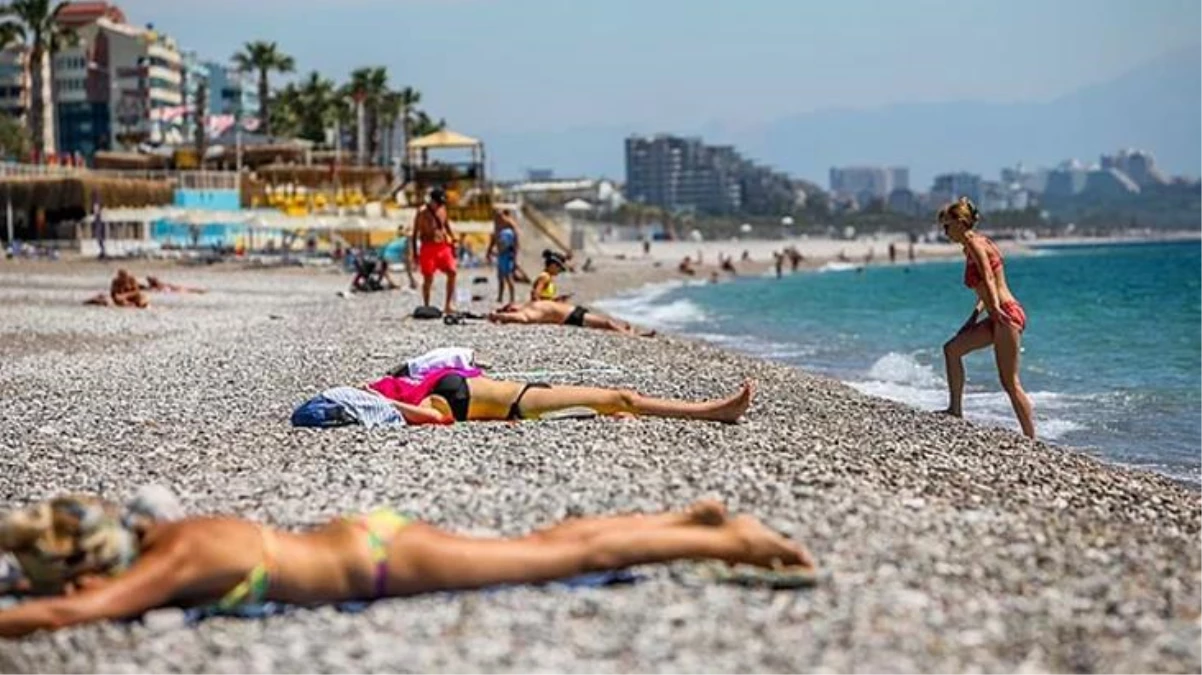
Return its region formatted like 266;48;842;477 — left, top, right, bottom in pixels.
0;495;138;593
938;196;980;228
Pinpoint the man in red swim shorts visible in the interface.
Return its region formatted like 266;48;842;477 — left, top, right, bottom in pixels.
408;187;458;313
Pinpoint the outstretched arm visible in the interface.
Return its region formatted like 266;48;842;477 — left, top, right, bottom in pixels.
0;540;188;638
391;400;453;426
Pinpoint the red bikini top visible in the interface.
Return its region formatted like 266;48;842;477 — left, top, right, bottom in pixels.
964;239;1003;288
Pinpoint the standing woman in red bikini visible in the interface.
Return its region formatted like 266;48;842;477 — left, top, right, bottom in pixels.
938;197;1035;438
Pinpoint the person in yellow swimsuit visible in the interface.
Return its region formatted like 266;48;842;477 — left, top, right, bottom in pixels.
531;249;572;302
0;494;814;637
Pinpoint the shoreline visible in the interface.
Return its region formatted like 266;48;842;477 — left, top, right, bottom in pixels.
1;259;1199;672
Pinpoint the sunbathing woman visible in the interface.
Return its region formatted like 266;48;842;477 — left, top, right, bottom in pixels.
488;300;655;337
0;495;813;637
364;369;749;424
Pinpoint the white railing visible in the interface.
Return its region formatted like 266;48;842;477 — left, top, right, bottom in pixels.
0;162;238;188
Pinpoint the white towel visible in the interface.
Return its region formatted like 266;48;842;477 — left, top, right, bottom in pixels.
406;347;475;378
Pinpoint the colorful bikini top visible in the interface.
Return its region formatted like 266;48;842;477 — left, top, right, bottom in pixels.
534;272;557;300
963;238;1003;288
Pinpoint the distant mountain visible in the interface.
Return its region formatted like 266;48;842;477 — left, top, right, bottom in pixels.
480;45;1201;189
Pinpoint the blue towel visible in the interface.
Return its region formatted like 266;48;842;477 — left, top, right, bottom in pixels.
180;569;643;624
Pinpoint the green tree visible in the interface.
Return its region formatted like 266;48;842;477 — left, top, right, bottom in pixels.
410;110;446;138
0;0;76;155
293;71;339;144
394;86;421;159
232;40;295;137
0;112;30;158
342;66;389;163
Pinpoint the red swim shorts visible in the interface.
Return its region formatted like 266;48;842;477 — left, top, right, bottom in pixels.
419;241;456;276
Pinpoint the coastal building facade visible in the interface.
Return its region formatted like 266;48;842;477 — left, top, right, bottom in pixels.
625;134;795;215
204;61;258;117
46;2;184;154
829;166;909;204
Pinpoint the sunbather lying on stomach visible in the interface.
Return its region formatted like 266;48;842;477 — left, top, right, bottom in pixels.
487;300;655;337
0;495;813;637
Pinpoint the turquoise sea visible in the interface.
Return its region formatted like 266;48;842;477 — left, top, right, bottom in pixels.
598;240;1201;485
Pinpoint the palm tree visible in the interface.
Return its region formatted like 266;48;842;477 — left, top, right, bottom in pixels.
266;82;301;139
231;40;294;137
294;71;337;144
394;86;420;161
342;66;389;163
410;110;445;138
376;89;402;166
1;0;77;156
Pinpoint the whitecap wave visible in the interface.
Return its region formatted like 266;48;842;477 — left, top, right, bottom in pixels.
850;352;1090;440
594;283;707;329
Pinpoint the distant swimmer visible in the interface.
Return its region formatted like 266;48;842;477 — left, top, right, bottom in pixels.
938;197;1034;439
409;187;458;313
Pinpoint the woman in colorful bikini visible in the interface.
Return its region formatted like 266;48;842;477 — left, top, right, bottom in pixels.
938;197;1035;438
364;367;750;425
0;495;813;637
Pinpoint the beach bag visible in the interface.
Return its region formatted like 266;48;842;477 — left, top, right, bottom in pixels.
291;395;355;428
412;306;443;320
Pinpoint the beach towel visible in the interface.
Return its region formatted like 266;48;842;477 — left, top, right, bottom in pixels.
396;347;475;378
291;387;405;429
177;569;644;625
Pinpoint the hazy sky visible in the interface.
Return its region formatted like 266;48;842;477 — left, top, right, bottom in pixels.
121;0;1198;128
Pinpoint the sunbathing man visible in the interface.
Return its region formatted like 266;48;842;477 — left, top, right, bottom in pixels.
0;494;812;637
84;269;149;308
488;299;655;337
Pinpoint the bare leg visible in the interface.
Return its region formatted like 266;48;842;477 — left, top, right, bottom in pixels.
942;322;993;416
421;273;434;307
515;381;753;423
993;323;1035;439
388;511;809;595
443;270;457;314
523;499;727;543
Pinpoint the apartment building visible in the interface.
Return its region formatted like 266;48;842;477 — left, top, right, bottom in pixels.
0;47;30;122
828;166;909;204
625;134;794;215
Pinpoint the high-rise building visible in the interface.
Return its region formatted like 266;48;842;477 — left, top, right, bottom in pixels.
47;2;183;155
0;47;30;124
931;172;983;206
204;62;258;117
1100;149;1168;188
829;166;908;204
625;134;793;215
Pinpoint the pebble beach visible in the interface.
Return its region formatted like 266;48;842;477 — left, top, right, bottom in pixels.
0;260;1198;673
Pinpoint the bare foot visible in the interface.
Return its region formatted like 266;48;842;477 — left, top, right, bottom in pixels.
639;329;657;338
940;407;962;418
712;381;754;423
686;499;728;526
728;515;815;570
